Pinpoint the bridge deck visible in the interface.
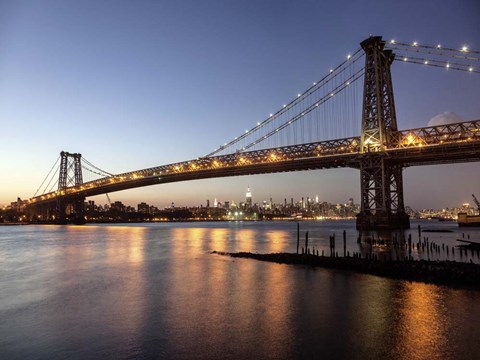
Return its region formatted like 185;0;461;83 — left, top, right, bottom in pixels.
26;120;480;207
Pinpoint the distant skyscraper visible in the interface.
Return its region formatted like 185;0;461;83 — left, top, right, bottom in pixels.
246;186;252;208
315;195;319;203
214;198;218;207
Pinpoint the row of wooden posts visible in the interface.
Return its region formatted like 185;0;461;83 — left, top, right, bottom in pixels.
295;223;480;260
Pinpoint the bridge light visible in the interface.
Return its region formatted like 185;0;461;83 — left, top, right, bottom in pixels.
245;130;249;133
412;41;418;46
469;67;473;72
283;104;287;107
446;63;450;68
269;113;273;117
330;92;334;96
347;54;351;59
461;45;468;52
313;82;316;85
437;44;441;49
257;122;260;125
389;39;395;44
403;57;408;62
346;81;350;86
316;103;319;106
329;69;333;73
297;93;301;97
424;60;429;65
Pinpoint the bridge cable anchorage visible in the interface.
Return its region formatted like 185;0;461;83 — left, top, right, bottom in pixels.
205;48;364;157
33;155;60;197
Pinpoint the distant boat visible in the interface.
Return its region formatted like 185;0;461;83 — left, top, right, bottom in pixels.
457;212;480;227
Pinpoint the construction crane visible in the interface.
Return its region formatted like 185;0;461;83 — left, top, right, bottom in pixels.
472;194;480;211
106;193;112;207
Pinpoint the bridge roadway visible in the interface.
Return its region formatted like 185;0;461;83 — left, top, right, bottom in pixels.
26;120;480;207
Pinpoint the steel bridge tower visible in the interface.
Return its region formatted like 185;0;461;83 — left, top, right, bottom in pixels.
356;36;410;230
56;151;85;224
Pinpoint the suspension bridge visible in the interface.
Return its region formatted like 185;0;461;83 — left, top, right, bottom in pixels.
21;36;480;229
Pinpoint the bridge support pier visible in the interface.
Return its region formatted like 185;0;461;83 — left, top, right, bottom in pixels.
55;198;85;225
356;155;410;230
356;211;410;230
72;198;86;225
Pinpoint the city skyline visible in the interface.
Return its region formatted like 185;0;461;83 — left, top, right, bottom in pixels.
1;1;480;209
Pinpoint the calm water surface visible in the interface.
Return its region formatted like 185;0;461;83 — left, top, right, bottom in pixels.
1;220;480;359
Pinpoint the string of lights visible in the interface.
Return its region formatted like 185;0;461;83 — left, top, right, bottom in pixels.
395;58;479;73
205;48;364;157
240;68;365;151
388;40;480;55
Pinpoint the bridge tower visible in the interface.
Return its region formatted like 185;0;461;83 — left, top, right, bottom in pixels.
56;151;85;224
356;36;410;230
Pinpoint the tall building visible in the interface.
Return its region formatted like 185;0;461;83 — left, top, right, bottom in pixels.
246;186;252;208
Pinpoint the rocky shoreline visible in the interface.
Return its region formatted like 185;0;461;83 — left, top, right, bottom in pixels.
212;251;480;290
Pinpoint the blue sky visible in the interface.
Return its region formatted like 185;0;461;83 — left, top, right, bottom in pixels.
1;0;479;209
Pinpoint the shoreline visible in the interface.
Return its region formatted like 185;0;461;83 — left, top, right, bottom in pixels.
213;251;480;290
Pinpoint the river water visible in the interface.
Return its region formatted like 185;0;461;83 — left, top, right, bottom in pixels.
1;220;479;359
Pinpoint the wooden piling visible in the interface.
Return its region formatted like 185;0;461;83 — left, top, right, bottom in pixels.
296;222;300;254
305;231;309;255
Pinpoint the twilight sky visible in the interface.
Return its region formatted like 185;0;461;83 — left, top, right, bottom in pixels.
1;0;479;209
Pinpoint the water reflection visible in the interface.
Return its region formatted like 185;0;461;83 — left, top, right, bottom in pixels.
393;282;450;359
1;222;480;359
265;229;289;253
53;226;148;356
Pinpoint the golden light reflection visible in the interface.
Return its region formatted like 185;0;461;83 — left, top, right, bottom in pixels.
103;225;147;265
265;230;289;253
393;282;448;359
234;229;255;253
209;228;229;253
262;262;294;357
171;227;207;256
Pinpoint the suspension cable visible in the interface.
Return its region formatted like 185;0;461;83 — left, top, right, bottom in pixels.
388;41;480;55
205;48;364;157
33;155;60;197
82;157;114;176
241;68;365;151
83;165;111;178
395;57;479;74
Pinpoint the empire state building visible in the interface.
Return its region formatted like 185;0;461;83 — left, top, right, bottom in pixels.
246;186;252;208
